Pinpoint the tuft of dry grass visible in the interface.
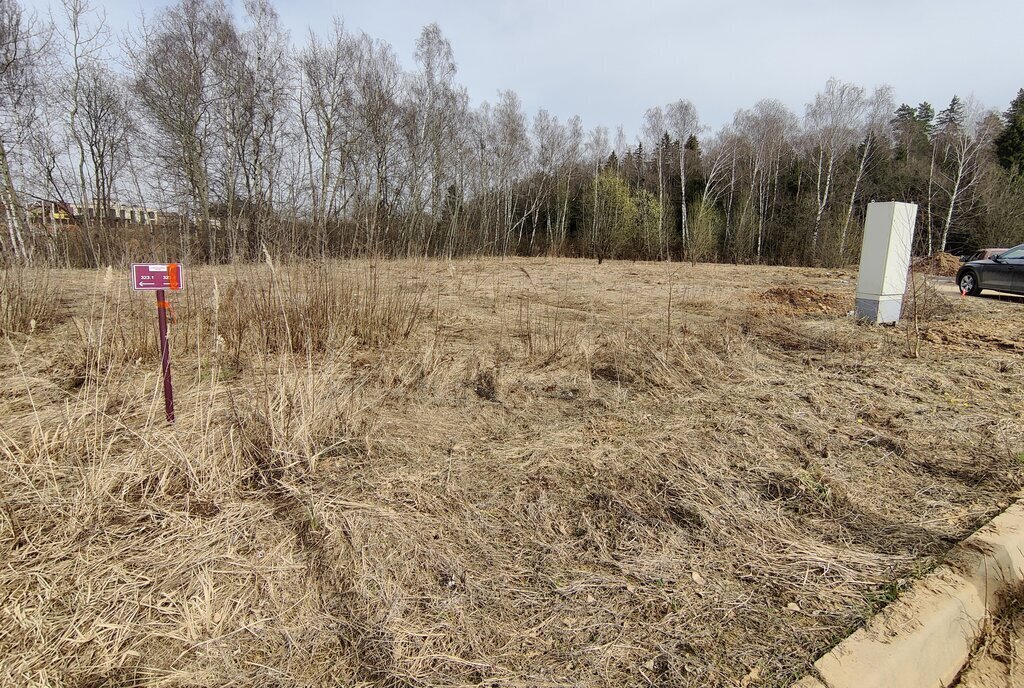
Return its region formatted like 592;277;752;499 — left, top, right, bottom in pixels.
1;258;1022;688
216;263;425;355
0;266;61;335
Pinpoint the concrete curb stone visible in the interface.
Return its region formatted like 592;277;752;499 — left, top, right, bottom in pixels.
792;499;1024;688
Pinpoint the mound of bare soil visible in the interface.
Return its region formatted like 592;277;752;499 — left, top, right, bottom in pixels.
760;286;850;315
912;252;962;277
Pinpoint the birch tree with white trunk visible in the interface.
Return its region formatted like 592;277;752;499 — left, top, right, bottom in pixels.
642;105;668;257
666;99;698;247
839;85;894;256
804;78;866;252
0;0;40;261
935;100;999;252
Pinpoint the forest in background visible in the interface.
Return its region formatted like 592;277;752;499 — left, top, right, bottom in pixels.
1;0;1023;267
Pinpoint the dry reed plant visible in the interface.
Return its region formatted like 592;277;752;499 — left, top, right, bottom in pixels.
1;258;1022;688
0;266;61;335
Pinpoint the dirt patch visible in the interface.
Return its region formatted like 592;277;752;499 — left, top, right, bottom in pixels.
760;286;851;316
913;252;963;277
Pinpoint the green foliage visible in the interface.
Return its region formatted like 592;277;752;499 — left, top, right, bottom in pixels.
584;169;675;261
688;199;722;263
935;96;965;135
995;88;1024;175
915;102;935;127
891;103;931;161
892;103;917;129
586;170;637;261
633;187;663;256
865;578;909;615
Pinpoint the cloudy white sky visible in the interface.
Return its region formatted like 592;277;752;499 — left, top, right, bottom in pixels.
29;0;1024;135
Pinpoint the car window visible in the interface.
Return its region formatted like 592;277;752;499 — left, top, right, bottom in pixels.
999;245;1024;260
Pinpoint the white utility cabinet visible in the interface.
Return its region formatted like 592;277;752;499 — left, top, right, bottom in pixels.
855;201;918;324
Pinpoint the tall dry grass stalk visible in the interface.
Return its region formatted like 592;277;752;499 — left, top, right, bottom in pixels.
0;266;60;335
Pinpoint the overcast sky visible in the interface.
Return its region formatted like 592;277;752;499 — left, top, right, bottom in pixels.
30;0;1024;136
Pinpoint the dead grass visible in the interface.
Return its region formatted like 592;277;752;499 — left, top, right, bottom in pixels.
953;590;1024;687
1;258;1022;687
0;266;62;335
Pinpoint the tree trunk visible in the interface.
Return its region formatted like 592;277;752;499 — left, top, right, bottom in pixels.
0;138;29;262
840;135;872;256
926;144;936;255
678;147;688;250
940;165;963;253
812;148;832;249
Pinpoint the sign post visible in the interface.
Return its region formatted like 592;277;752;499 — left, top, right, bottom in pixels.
131;264;185;423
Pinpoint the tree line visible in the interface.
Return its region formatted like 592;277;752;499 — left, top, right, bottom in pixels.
1;0;1023;267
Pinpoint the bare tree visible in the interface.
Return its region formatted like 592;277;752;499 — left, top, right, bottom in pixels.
804;78;866;253
586;124;608;254
643;105;668;257
56;0;107;245
557;115;582;252
613;124;628;165
934;100;999;252
78;65;132;227
529;107;562;253
235;0;292;256
130;0;237;261
734;99;796;260
0;0;41;261
666;99;698;247
351;33;403;254
489;90;528;254
839;85;894;255
297;21;356;251
407;23;463;255
691;128;734;256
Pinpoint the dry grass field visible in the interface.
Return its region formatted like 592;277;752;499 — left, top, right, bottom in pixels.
1;257;1023;687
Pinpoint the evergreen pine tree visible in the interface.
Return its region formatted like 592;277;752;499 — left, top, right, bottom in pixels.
915;102;935;132
892;104;926;157
892;104;916;141
994;88;1024;174
893;103;915;124
935;96;965;134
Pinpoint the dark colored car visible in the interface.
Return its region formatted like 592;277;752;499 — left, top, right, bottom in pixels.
956;243;1024;296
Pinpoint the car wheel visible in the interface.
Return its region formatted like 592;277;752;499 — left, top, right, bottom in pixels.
958;271;982;296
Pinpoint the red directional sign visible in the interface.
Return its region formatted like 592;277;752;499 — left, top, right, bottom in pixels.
130;263;184;423
131;263;184;291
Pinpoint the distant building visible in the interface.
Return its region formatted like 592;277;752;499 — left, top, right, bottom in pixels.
65;202;162;225
26;200;74;225
23;199;217;230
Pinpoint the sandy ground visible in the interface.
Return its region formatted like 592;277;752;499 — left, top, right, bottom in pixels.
1;257;1023;687
954;600;1024;688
